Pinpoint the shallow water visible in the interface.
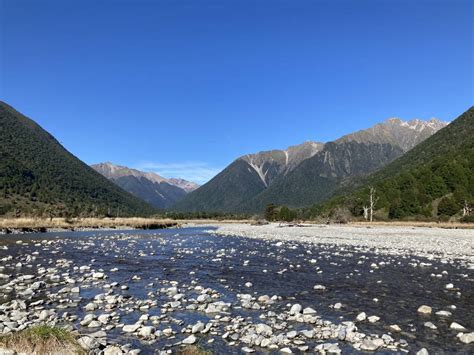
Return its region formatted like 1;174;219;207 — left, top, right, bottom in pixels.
0;227;472;354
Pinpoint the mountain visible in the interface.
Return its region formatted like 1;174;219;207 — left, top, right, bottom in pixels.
0;101;155;217
317;107;473;220
245;117;448;212
173;117;447;213
92;162;199;209
171;141;324;212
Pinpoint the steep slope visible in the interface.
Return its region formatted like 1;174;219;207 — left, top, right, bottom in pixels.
171;142;323;212
244;117;447;211
245;142;404;211
174;117;446;213
318;107;473;219
0;101;155;217
92;162;198;208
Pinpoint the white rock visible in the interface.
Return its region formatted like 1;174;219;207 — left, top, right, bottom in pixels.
450;322;466;331
417;305;432;315
457;332;474;344
289;304;302;315
182;334;197;345
122;324;140;333
192;322;205;334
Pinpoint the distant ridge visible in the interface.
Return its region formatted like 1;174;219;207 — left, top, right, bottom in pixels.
0;101;155;217
319;107;473;219
172;117;448;213
92;162;199;209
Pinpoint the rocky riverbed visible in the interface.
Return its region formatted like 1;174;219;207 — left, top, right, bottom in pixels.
0;226;473;354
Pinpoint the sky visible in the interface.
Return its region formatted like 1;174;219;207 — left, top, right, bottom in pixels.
1;0;473;184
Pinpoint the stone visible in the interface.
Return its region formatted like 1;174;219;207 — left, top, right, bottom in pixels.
255;323;273;336
104;346;123;355
85;302;97;311
196;294;211;303
98;314;111;324
289;304;302;315
87;320;102;328
192;322;205;334
123;324;141;333
242;347;255;353
287;330;298;339
417;305;432;315
416;348;429;355
92;272;105;279
457;332;474;344
389;324;401;332
356;312;367;322
138;326;155;339
303;307;317;315
78;336;100;350
360;338;384;351
450;322;466;331
424;322;437;330
367;315;380;323
182;335;197;345
435;310;452;317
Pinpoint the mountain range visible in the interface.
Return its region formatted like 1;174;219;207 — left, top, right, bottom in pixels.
0;101;154;217
3;98;467;220
91;162;199;209
318;107;473;220
172;117;448;213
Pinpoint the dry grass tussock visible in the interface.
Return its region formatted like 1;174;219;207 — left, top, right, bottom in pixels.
0;325;82;354
177;345;212;355
0;217;178;231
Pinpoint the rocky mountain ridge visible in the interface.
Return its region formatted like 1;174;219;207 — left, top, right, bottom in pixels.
92;162;198;209
172;117;448;213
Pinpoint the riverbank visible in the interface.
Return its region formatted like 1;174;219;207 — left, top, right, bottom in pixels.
0;226;472;353
0;217;179;234
210;223;474;261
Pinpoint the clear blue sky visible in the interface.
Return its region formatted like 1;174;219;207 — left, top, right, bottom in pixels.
1;0;472;184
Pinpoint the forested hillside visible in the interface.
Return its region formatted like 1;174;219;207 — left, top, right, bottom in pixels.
310;107;474;221
0;101;155;217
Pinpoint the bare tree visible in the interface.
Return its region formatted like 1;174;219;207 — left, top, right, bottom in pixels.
368;186;379;222
363;206;369;221
463;200;472;217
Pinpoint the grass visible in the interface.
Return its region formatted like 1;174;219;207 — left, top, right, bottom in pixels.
0;325;82;354
0;217;179;232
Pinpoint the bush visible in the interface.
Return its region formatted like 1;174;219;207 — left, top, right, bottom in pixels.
460;215;474;223
328;207;352;224
437;197;460;216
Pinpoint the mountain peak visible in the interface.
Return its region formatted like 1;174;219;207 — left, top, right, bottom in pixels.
338;117;448;152
92;162;199;208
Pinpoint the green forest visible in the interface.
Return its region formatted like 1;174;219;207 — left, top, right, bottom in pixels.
264;107;474;223
0;101;154;217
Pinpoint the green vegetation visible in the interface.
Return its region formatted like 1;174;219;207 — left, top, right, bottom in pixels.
264;203;298;222
300;107;474;222
172;159;268;213
0;101;155;217
164;211;250;220
0;325;82;354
